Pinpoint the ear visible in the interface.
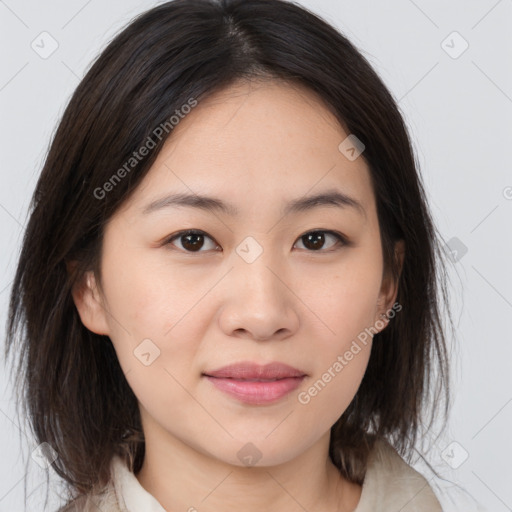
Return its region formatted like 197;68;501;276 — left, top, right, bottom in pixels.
67;262;110;336
374;240;405;332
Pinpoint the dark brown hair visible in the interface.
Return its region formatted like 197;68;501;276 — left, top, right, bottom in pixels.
4;0;454;508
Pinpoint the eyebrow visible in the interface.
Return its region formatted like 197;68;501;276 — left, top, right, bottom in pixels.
141;189;367;220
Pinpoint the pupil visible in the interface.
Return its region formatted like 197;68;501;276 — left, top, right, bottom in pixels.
304;232;324;250
183;233;203;251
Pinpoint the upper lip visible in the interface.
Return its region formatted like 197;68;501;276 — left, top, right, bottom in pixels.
203;362;307;380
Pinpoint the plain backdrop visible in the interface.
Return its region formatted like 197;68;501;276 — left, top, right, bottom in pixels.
1;0;511;510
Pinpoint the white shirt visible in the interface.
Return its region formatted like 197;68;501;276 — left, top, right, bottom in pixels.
60;438;442;511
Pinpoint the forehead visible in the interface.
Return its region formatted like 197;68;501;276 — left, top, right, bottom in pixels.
121;79;375;220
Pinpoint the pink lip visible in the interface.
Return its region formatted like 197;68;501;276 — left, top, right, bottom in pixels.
202;362;307;405
204;375;305;404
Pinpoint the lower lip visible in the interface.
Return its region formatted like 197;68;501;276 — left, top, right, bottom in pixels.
204;375;305;404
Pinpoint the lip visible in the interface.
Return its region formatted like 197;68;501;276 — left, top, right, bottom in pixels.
202;362;307;405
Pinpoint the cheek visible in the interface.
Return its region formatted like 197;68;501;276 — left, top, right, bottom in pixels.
293;336;372;444
297;319;373;434
293;258;381;424
302;258;382;345
101;239;201;335
100;250;209;389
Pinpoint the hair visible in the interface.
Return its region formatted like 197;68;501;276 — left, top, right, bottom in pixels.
4;0;455;508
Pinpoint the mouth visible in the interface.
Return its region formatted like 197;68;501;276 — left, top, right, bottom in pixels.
202;361;307;404
203;376;302;382
203;375;306;404
202;361;307;380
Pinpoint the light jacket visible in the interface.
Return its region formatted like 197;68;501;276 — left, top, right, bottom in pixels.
59;438;442;511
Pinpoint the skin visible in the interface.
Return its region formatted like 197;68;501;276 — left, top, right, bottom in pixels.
72;79;404;512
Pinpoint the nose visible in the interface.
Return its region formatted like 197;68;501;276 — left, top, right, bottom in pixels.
218;253;300;342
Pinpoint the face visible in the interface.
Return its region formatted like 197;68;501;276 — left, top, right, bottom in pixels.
73;79;402;468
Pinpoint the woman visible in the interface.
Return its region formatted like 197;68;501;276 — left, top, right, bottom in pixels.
5;0;453;510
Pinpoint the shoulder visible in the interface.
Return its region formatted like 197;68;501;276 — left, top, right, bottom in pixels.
354;438;443;512
57;482;121;512
57;454;164;512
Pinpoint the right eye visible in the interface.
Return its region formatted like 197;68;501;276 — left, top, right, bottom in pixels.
164;229;221;253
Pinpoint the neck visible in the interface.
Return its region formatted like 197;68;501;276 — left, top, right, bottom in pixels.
135;416;361;512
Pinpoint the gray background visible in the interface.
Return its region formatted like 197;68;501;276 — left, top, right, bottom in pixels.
1;0;511;510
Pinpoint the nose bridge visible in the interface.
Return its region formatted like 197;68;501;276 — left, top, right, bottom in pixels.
234;236;284;302
218;235;298;340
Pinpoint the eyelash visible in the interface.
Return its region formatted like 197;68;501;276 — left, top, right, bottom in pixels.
163;229;350;254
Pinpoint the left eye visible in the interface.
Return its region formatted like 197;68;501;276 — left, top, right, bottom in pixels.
294;230;347;251
164;229;348;253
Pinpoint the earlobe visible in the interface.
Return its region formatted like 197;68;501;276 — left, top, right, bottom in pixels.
69;267;110;336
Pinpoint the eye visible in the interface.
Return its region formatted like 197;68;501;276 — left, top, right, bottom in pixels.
164;229;220;253
294;230;348;252
164;229;349;254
